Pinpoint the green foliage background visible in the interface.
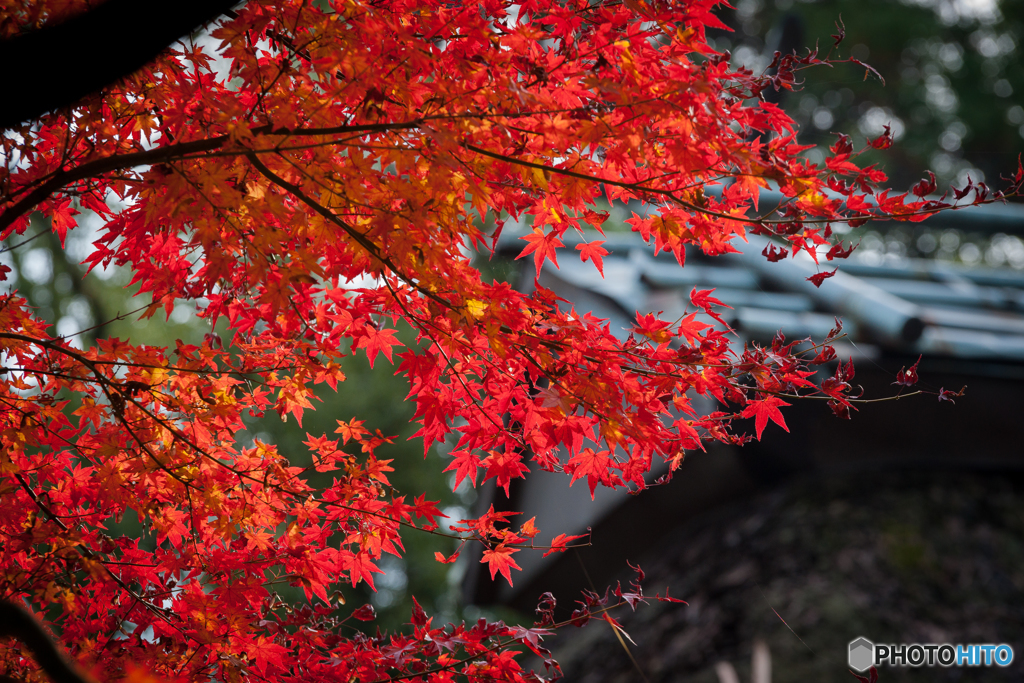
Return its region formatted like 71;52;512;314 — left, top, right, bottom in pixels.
711;0;1024;191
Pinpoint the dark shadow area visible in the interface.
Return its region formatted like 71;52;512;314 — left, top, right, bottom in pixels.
551;469;1024;682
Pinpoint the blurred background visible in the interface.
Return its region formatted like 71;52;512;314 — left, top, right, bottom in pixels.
712;0;1023;194
713;0;1024;273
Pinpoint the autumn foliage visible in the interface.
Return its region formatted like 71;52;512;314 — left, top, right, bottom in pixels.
0;0;1019;681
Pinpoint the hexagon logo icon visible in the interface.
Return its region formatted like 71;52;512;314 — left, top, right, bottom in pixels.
849;637;875;672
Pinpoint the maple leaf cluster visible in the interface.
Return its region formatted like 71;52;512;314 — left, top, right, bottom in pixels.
0;0;1018;681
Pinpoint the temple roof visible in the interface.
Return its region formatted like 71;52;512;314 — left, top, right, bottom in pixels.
465;198;1024;609
496;197;1024;363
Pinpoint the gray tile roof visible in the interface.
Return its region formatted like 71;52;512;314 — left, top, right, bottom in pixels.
468;199;1024;608
496;199;1024;362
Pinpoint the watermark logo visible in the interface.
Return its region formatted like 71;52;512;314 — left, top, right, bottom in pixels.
849;638;874;672
848;637;1014;671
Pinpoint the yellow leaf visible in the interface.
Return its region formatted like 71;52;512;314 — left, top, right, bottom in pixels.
531;166;549;191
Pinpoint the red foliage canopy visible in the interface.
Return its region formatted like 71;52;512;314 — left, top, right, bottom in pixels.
0;0;1017;681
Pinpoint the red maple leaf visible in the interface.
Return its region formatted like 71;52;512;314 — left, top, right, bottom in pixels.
565;448;617;499
826;242;856;260
342;550;383;590
912;171;937;197
689;288;732;328
456;505;521;538
542;532;587;557
807;268;838;287
276;382;315;427
762;243;788;262
576;240;609;276
434;550;461;564
633;312;674;344
517;227;564;272
677;312;712;345
894;355;922;387
444;449;481;490
351;604;377;621
518;517;540;539
49;197;79;247
741;396;791;440
334;418;370;445
249;636;289;674
482;450;530;496
412;493;445;524
354;326;403;368
937;386;965;403
482;544;522;586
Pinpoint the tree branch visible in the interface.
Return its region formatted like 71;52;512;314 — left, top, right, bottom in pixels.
0;121;423;235
0;601;95;683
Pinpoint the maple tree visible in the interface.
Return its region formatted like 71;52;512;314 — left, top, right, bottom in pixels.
0;0;1020;682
